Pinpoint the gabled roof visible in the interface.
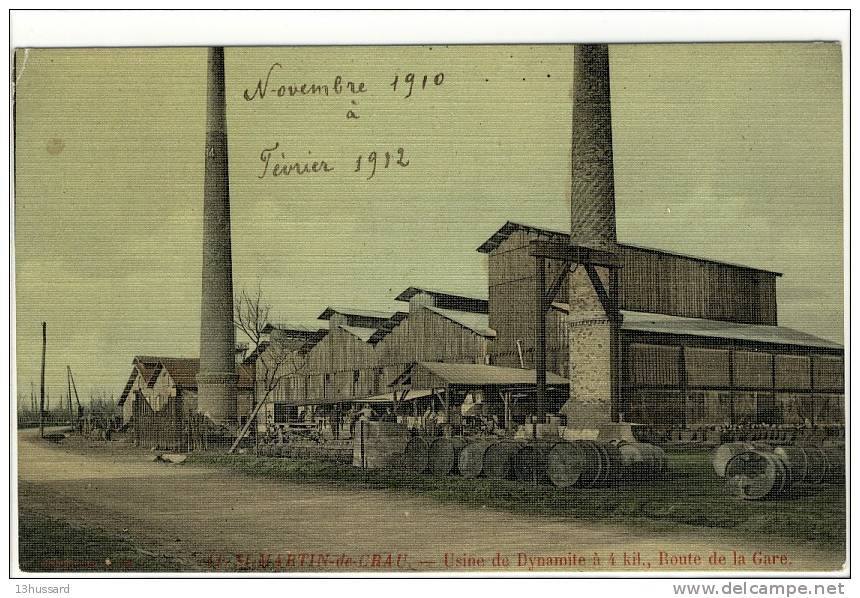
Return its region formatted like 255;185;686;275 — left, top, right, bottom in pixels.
424;305;496;338
263;322;328;335
395;286;489;314
367;312;409;344
338;325;378;344
262;324;329;354
318;306;401;322
121;356;256;400
476;221;782;276
145;357;199;388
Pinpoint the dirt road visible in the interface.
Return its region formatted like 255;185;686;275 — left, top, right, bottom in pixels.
16;430;845;573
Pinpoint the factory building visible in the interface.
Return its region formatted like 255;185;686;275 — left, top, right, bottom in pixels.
477;221;844;427
130;216;843;442
263;287;507;432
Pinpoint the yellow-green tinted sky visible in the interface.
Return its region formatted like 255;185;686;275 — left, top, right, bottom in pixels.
14;44;843;401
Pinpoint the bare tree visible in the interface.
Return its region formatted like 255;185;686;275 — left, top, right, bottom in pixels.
231;283;307;451
233;283;271;357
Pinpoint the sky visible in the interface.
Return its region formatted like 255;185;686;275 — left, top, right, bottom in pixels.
13;43;844;403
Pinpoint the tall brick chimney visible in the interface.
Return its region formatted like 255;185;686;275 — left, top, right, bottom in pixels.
197;47;238;427
566;44;621;431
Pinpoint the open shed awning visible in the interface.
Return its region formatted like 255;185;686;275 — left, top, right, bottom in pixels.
390;362;569;388
358;389;436;404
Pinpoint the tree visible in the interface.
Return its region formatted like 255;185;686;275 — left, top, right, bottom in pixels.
233;283;306;446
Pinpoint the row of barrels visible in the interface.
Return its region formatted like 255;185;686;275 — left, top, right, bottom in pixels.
711;442;845;500
403;437;668;488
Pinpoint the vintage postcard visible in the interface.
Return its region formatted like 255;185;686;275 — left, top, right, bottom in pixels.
12;32;847;579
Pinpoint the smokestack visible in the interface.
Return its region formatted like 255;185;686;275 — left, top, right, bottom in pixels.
570;44;617;253
197;47;238;427
565;44;621;431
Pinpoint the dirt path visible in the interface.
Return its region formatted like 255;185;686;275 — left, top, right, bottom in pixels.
15;430;845;573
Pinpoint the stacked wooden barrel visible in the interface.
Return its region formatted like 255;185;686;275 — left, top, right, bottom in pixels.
458;440;495;479
481;441;523;480
711;441;772;477
512;441;562;485
401;437;668;488
546;440;653;488
772;445;845;485
724;449;790;500
403;436;432;474
717;442;845;500
429;437;468;475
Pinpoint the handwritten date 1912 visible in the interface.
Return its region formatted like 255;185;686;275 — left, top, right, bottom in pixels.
354;148;410;180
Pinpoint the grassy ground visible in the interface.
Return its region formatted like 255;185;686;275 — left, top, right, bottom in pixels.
17;511;185;572
191;449;845;550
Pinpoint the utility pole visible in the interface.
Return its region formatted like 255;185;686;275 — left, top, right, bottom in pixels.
67;366;74;426
39;322;46;438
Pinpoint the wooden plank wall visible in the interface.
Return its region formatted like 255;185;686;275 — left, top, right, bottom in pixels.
618;246;778;325
273;306;491;406
485;230;779;380
624;340;844;426
487;230;569;376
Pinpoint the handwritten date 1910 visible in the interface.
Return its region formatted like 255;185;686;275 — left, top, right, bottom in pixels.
390;73;444;99
354;148;410;180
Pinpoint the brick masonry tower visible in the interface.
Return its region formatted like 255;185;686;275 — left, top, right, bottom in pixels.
197;47;238;427
566;44;623;432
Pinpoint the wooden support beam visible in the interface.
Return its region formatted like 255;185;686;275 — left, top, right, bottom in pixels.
529;240;622;268
679;346;688;428
584;264;613;315
229;396;269;453
500;390;511;434
535;255;547;434
544;261;572;306
728;350;736;425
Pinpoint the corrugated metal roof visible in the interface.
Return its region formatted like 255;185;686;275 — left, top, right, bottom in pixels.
358;389;435;403
476;221;782;276
265;322;328;335
318;306;401;321
394;286;489;314
620;310;842;350
424;305;497;338
417;362;568;386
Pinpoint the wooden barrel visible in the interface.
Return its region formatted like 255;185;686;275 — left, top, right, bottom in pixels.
547;441;587;488
512;441;559;485
482;441;523;480
429;437;468;475
403;436;432;474
724;449;790;500
574;440;607;488
617;442;667;480
458;440;494;479
774;445;845;485
595;441;625;486
711;442;771;477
